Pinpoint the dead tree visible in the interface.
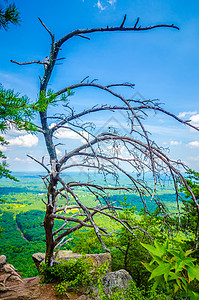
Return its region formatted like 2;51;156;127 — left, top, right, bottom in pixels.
11;16;199;266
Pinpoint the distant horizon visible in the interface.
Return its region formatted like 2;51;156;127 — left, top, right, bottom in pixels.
1;170;185;183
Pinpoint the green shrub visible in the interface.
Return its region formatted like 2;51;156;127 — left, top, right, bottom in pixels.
99;280;168;300
141;239;199;299
40;256;109;295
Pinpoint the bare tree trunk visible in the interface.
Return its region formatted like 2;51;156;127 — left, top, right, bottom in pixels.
44;175;57;265
44;203;54;265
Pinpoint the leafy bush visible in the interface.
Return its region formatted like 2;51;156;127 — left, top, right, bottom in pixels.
109;201;169;290
99;280;168;300
178;169;199;248
141;239;199;299
40;256;109;295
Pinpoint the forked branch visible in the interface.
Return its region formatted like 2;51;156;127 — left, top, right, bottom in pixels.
56;18;179;46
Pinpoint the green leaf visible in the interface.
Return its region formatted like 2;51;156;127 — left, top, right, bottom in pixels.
189;291;199;300
188;265;199;281
149;262;171;281
168;272;180;281
173;283;180;294
185;249;195;257
141;242;165;257
151;276;162;291
168;249;180;258
141;262;154;272
187;266;196;282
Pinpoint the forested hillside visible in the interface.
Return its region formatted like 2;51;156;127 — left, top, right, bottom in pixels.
0;172;180;278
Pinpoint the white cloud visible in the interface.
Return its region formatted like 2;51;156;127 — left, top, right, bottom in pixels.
50;124;78;139
83;0;116;8
3;121;27;136
49;123;56;129
55;128;80;139
189;155;199;161
70;157;79;163
8;134;38;147
53;126;91;142
96;0;106;10
55;148;62;156
170;140;182;146
107;0;116;4
0;145;7;151
188;141;199;148
178;111;197;118
14;157;32;162
190;114;199;128
7;128;27;136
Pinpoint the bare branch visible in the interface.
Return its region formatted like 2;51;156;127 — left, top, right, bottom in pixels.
77;34;90;40
54;237;73;259
88;207;139;239
56;178;111;252
81;76;89;83
56;82;136;97
41;198;47;205
27;154;50;173
56;19;179;46
52;213;108;234
106;82;134;88
120;14;127;28
38;17;55;44
11;59;47;66
134;17;139;28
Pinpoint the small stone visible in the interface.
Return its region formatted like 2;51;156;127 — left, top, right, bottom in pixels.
0;255;7;268
3;263;20;276
32;253;45;272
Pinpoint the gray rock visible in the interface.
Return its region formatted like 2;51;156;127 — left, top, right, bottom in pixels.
76;296;89;300
32;251;111;273
0;255;7;268
102;269;132;295
32;253;45;272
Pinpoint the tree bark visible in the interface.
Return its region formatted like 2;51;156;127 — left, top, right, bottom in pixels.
44;176;58;265
44;203;54;265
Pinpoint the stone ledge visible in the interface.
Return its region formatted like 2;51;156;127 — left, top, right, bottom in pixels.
32;251;111;273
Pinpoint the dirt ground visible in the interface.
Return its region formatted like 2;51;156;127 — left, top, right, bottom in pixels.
0;276;94;300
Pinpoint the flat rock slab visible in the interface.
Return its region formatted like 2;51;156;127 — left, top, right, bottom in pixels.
0;276;100;300
0;277;40;300
32;251;111;273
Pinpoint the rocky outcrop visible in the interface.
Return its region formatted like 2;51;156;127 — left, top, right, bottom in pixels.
0;255;23;293
32;252;45;272
0;277;41;300
0;254;133;299
32;250;112;273
102;269;133;294
0;255;42;299
32;251;133;297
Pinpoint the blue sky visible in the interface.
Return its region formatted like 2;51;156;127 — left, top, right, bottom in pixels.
0;0;199;172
